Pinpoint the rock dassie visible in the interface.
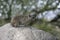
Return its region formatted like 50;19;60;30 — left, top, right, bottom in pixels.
11;15;35;27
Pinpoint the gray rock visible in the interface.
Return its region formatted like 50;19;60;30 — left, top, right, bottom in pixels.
0;23;57;40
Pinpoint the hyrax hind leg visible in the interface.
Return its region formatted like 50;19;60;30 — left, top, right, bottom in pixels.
11;16;20;27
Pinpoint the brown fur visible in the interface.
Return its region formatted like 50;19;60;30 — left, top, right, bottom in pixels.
11;15;33;27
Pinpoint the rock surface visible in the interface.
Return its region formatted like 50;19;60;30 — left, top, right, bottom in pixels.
0;23;57;40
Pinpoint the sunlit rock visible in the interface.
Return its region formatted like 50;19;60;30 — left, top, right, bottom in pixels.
0;23;57;40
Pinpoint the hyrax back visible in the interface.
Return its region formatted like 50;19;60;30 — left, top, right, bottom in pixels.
11;15;33;27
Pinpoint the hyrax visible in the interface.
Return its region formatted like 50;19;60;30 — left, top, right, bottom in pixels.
11;15;35;27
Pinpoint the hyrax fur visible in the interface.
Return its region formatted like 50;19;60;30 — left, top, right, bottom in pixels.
11;15;34;27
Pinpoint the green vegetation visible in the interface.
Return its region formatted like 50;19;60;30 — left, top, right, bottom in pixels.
33;22;60;40
0;19;10;26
